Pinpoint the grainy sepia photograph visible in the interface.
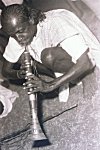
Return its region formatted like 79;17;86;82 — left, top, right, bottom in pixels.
0;0;100;150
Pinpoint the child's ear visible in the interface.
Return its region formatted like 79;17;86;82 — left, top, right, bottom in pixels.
28;9;40;25
29;16;35;25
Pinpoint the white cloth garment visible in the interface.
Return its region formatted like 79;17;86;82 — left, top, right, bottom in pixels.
2;9;100;103
0;85;19;118
3;9;100;67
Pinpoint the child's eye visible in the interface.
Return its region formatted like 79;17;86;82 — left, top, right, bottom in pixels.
17;27;25;33
18;30;24;33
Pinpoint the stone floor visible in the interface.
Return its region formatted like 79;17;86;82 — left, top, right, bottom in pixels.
0;67;100;150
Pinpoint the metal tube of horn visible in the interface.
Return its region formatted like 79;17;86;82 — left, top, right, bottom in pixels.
21;47;50;147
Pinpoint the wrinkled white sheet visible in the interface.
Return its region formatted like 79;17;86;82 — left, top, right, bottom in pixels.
0;85;19;118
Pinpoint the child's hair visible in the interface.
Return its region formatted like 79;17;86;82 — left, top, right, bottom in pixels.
0;0;6;10
1;4;46;34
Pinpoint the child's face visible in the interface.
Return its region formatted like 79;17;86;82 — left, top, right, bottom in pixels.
10;22;37;46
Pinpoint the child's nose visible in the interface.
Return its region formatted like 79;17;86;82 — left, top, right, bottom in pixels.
16;34;24;41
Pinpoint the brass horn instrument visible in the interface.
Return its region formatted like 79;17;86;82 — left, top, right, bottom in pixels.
21;47;50;147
